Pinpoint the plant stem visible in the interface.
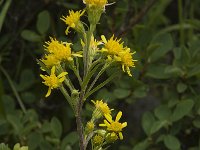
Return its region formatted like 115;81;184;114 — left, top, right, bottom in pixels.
0;66;26;114
76;90;86;150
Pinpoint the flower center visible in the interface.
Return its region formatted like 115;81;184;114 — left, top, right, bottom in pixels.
45;75;60;88
108;122;123;132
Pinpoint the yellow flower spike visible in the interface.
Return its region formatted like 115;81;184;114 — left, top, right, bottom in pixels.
117;48;137;77
40;66;68;97
101;35;124;56
60;10;85;34
43;37;82;63
83;0;108;8
93;134;104;145
44;37;60;53
99;111;127;140
92;100;112;115
85;121;95;133
41;54;60;68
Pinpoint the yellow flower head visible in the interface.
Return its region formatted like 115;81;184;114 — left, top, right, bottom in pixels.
117;48;136;77
44;37;61;53
86;121;95;133
101;35;124;55
93;134;104;145
41;54;60;68
106;132;118;143
92;100;112;115
83;0;107;8
44;37;82;62
99;111;127;140
40;66;68;97
60;10;85;34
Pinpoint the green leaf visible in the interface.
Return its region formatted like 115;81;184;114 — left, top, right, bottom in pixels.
28;132;43;150
21;30;41;42
154;105;171;121
7;114;23;135
148;33;173;62
142;112;155;136
50;117;62;138
133;86;148;98
113;88;131;99
146;64;171;79
187;65;200;77
17;69;35;91
132;139;149;150
177;82;187;93
36;10;50;35
61;132;78;146
193;120;200;128
21;92;36;104
39;141;53;150
96;88;116;102
150;120;167;134
164;135;180;150
171;99;194;122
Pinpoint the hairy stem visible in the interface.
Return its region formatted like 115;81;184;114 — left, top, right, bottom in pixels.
76;90;86;150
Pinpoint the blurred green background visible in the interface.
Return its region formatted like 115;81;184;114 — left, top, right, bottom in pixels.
0;0;200;149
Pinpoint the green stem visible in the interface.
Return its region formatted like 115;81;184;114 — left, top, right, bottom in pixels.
84;24;96;77
178;0;184;47
86;63;110;94
85;72;118;99
81;59;102;90
70;64;82;85
59;86;73;108
0;66;26;113
0;0;11;32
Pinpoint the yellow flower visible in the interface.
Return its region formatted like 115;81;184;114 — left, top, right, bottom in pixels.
44;37;82;63
101;35;124;55
106;132;118;143
41;54;60;68
86;121;95;133
83;0;107;8
40;66;68;97
44;37;61;53
117;48;136;77
99;111;127;140
93;134;104;145
60;10;85;34
92;100;112;115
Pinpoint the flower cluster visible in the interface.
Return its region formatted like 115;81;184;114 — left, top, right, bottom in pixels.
85;100;127;149
101;35;137;76
40;66;67;97
37;0;135;149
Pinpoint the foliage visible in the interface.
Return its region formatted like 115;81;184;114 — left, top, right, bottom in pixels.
0;0;200;150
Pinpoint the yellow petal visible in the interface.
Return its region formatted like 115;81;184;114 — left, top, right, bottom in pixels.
99;123;106;127
72;53;83;57
101;35;107;43
51;66;56;74
104;120;110;127
115;111;122;122
119;132;123;140
58;72;68;78
105;114;113;123
126;67;132;77
45;88;52;97
40;74;46;80
122;122;127;128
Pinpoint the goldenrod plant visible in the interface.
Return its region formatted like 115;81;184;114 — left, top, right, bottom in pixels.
37;0;136;150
